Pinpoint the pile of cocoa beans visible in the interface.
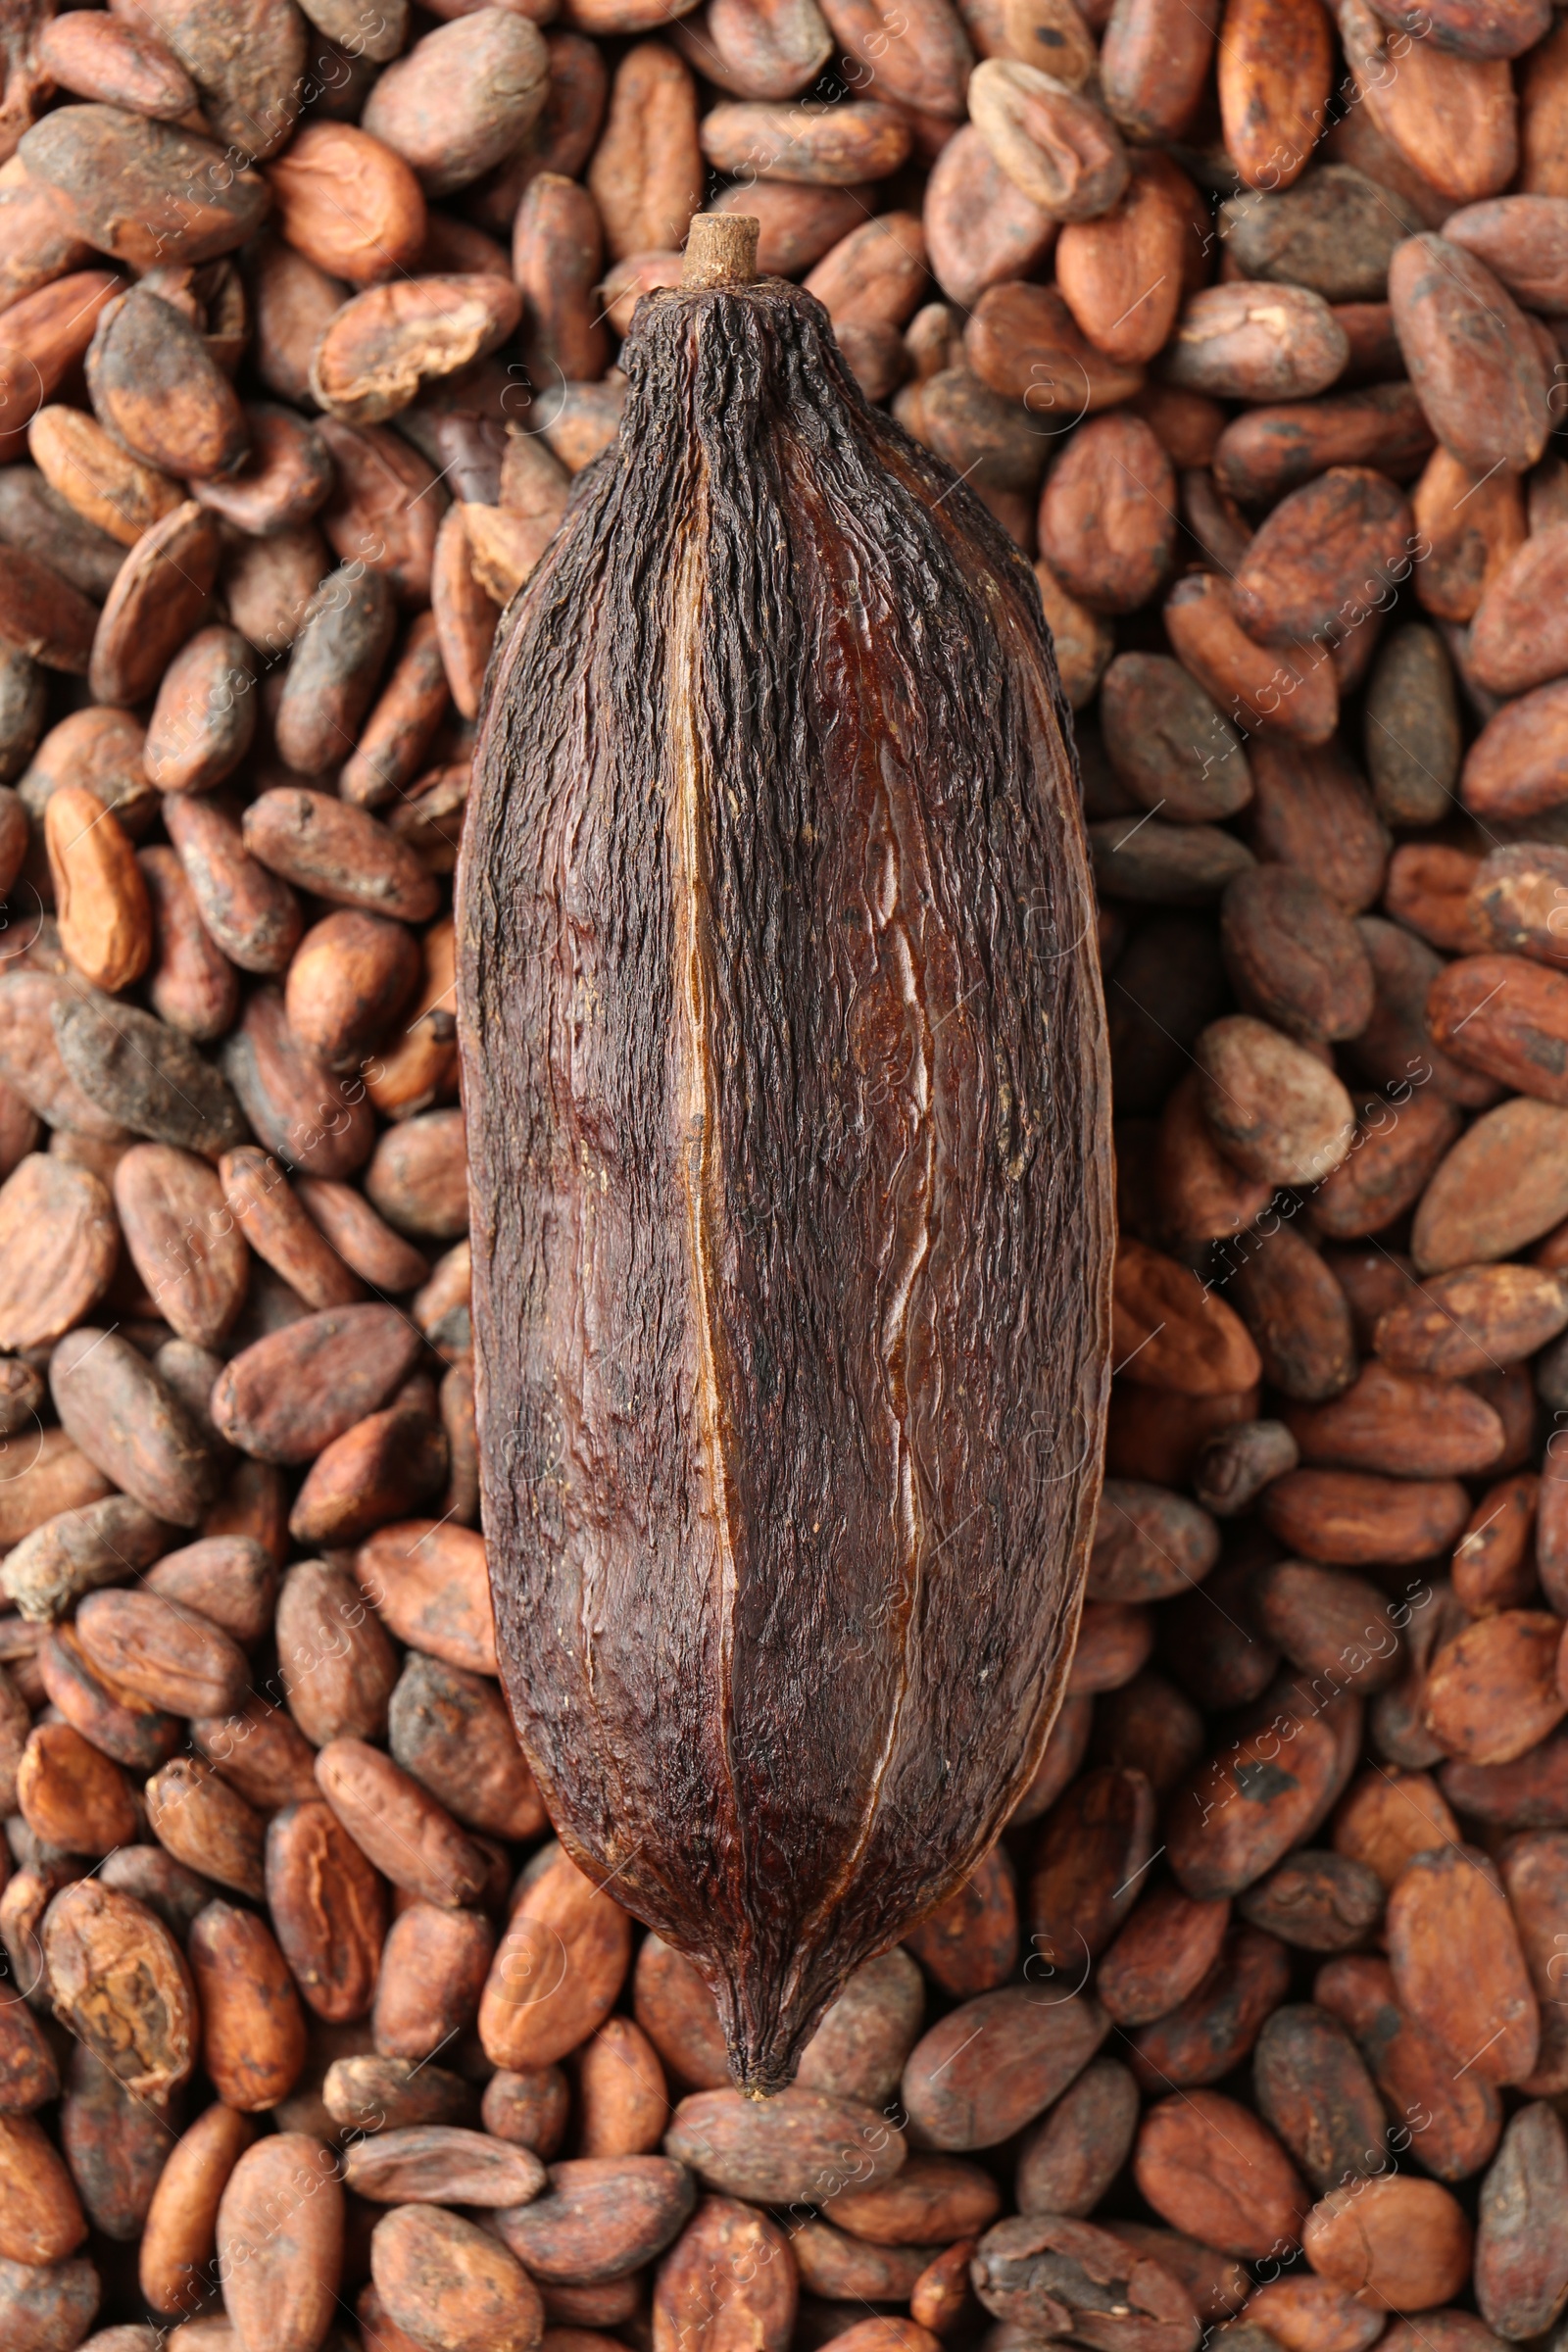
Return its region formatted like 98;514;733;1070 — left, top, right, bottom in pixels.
2;0;1568;2349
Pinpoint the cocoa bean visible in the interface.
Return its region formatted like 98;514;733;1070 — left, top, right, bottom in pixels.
497;2155;695;2279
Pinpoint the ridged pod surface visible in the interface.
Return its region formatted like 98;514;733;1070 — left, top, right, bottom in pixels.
457;248;1113;2092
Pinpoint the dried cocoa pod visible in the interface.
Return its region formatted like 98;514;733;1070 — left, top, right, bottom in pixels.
0;1153;116;1350
1413;1098;1568;1272
1390;235;1545;475
1134;2090;1307;2260
216;2133;344;2352
653;2196;796;2352
1238;1850;1384;1951
140;2101;255;2320
1126;1922;1291;2088
42;1880;197;2101
274;1555;399;1745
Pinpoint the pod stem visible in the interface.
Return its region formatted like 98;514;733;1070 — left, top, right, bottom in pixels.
682;214;760;290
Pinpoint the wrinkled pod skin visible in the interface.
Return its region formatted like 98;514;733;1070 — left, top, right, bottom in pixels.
457;270;1113;2092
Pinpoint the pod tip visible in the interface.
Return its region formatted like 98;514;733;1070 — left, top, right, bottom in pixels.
682;214;760;290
